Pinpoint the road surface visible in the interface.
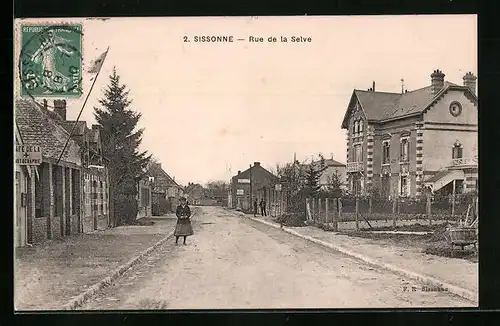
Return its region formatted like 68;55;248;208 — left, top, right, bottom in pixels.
79;206;472;309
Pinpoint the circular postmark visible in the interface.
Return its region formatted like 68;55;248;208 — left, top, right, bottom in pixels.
18;24;83;108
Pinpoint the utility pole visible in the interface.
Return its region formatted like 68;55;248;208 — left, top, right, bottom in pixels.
249;164;252;212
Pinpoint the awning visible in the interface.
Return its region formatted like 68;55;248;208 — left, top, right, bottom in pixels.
424;169;465;193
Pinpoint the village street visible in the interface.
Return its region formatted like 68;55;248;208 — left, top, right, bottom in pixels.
78;206;471;309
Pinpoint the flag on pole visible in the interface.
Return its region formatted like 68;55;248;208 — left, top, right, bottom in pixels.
88;48;109;74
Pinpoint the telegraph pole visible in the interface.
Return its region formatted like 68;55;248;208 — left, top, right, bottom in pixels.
249;164;253;212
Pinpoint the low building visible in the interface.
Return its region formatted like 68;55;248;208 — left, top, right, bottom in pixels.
147;161;184;213
230;162;279;212
15;98;83;246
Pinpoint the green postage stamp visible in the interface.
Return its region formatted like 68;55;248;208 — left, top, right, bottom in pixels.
19;24;83;97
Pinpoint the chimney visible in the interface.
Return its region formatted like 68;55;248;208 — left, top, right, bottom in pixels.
372;81;375;92
463;71;477;95
43;99;48;110
254;162;261;167
430;69;445;95
237;170;241;175
53;99;67;120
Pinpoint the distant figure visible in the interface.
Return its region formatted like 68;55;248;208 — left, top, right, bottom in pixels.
174;197;193;245
260;198;267;217
253;198;258;217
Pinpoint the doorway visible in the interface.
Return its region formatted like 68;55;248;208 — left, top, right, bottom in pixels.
15;170;27;247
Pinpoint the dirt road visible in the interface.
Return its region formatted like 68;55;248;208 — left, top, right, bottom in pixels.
79;206;472;309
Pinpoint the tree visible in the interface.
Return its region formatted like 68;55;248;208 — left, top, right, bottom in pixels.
205;180;229;202
321;169;344;198
94;67;152;226
276;159;307;215
305;163;321;197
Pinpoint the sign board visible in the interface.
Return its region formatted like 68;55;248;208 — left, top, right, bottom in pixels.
275;184;282;191
15;145;42;165
236;189;244;195
237;178;250;184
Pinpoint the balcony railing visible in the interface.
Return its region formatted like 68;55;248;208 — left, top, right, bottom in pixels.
450;156;478;167
346;161;364;173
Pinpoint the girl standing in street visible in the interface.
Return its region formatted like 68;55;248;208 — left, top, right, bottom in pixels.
174;197;193;245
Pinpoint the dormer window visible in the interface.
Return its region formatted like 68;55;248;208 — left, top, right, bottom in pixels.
452;141;463;159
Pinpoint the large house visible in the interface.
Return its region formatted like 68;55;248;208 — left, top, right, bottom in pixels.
341;69;478;198
229;162;279;212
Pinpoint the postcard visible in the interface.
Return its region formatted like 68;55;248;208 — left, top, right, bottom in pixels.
13;15;478;310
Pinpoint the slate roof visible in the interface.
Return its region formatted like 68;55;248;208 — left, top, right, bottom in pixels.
234;164;278;181
341;81;477;128
15;98;82;164
309;158;345;168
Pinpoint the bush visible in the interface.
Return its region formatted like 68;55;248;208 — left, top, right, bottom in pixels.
158;197;171;215
275;213;306;227
115;194;138;225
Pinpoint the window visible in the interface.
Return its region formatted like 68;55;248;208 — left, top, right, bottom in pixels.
354;144;363;162
400;175;408;196
92;180;98;215
359;120;363;133
400;138;409;162
353;175;362;195
382;141;390;164
452;143;463;159
353;120;358;134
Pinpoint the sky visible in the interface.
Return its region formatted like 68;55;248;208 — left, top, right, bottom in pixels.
14;15;477;186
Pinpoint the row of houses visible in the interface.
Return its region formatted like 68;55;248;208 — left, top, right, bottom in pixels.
15;98;112;247
14;98;185;248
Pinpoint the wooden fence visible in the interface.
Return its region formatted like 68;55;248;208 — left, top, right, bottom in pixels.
305;195;478;230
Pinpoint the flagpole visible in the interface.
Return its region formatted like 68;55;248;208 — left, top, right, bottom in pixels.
56;47;109;165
